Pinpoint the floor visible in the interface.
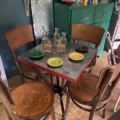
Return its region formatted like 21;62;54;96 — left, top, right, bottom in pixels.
0;51;120;120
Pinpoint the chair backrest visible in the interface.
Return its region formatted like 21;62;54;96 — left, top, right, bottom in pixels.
4;24;34;52
0;71;19;120
71;24;105;47
96;63;120;101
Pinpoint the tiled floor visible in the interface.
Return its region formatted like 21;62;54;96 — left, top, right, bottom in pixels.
0;51;120;120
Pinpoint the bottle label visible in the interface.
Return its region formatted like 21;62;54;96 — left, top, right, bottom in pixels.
43;44;51;50
57;44;66;52
54;39;60;45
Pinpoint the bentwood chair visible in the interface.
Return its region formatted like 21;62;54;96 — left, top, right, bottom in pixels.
4;24;45;84
106;32;120;112
71;24;105;72
0;71;55;120
66;63;120;120
106;32;120;66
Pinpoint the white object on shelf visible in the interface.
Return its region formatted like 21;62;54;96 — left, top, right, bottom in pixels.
0;55;8;86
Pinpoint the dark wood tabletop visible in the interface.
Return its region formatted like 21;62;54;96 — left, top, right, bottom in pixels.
18;42;97;82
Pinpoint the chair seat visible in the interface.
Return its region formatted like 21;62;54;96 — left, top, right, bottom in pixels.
11;82;54;118
68;73;111;103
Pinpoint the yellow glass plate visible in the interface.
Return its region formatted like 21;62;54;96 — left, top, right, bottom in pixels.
47;57;63;67
69;52;84;61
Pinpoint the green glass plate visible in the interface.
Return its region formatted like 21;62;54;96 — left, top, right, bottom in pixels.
28;50;43;59
47;57;63;67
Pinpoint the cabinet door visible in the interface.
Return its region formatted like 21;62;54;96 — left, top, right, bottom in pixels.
93;21;110;57
71;7;95;24
54;3;70;39
94;5;113;23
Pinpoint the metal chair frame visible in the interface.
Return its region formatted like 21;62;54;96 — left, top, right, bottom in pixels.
106;31;120;112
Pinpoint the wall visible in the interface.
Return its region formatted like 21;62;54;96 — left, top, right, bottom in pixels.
0;0;33;78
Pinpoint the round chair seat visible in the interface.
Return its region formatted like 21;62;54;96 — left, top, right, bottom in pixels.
68;73;111;103
11;82;54;118
69;74;99;102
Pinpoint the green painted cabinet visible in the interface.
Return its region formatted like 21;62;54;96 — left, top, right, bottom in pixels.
93;21;110;57
54;2;114;57
94;5;113;23
71;7;95;24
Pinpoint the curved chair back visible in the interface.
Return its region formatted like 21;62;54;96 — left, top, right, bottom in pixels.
4;24;34;52
4;24;40;84
96;63;120;102
72;24;105;47
71;24;105;69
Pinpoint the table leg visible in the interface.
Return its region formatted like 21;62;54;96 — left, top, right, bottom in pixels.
33;67;70;120
61;81;69;93
60;81;70;120
57;76;60;86
54;80;69;120
33;67;54;90
60;95;65;120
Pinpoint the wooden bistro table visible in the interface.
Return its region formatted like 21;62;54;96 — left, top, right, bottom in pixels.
17;42;97;120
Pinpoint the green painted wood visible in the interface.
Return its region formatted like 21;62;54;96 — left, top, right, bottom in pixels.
53;2;114;57
93;21;110;57
54;3;70;40
94;4;114;23
71;7;95;24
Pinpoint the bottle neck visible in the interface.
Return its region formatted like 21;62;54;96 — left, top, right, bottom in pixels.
61;32;66;39
54;28;59;34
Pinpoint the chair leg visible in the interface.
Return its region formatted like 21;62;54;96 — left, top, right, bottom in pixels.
61;78;65;87
50;74;54;86
50;107;55;120
89;102;97;120
37;75;41;82
102;107;107;118
66;92;70;115
4;107;18;120
5;110;12;120
89;110;94;120
19;72;25;84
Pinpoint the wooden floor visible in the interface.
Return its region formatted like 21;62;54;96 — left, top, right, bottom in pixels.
0;51;120;120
